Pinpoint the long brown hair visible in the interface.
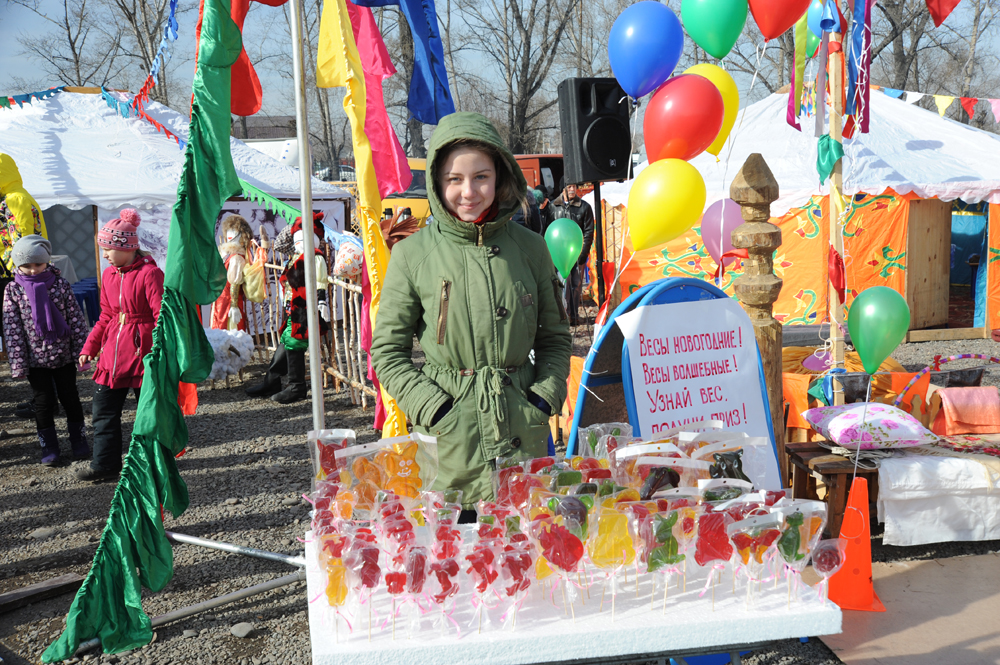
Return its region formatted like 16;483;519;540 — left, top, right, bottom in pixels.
432;138;526;215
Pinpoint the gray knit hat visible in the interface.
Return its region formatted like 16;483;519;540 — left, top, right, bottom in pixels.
11;235;51;267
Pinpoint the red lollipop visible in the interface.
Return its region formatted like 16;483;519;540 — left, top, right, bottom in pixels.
643;75;724;163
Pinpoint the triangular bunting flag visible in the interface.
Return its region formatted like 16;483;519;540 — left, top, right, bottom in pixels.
883;88;904;99
960;97;978;119
925;0;961;27
905;92;925;104
990;99;1000;124
934;95;955;116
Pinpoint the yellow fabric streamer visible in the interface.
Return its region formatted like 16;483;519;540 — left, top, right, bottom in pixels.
933;95;955;117
316;0;406;436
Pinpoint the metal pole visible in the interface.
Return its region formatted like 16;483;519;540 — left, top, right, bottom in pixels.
165;531;306;568
73;571;306;656
289;0;325;431
593;181;606;307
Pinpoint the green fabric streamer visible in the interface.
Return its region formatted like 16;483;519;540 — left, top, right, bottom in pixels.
817;134;845;185
792;15;808;118
41;0;242;660
0;97;10;109
240;179;302;223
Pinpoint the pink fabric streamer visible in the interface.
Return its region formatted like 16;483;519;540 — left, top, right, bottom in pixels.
991;99;1000;124
346;2;412;199
360;256;386;430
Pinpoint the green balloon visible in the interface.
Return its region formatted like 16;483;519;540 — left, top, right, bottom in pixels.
681;0;748;60
847;287;911;375
544;217;584;279
806;30;820;58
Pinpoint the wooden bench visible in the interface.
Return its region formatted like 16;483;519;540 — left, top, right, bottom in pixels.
786;441;880;538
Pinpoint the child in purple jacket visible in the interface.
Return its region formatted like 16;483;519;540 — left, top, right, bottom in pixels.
2;235;90;466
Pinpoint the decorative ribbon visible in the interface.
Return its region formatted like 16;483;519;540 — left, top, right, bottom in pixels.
845;0;873;134
786;13;809;131
829;246;846;304
711;248;749;280
816;135;844;185
239;179;302;223
893;354;1000;407
698;563;727;597
0;86;65;110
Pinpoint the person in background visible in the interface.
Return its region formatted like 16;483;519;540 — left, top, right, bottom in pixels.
371;112;571;518
2;153;50;420
3;236;89;466
510;190;543;234
77;209;164;482
534;188;553;235
550;178;594;326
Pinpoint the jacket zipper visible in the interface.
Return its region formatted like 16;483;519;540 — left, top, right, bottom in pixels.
110;269;125;380
476;225;484;247
436;280;451;344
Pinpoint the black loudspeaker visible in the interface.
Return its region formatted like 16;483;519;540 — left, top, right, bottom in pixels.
558;78;632;185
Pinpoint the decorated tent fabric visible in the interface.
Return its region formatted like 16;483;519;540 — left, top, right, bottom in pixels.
41;0;241;659
617;192;910;327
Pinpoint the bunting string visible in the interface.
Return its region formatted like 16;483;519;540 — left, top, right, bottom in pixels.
877;86;1000;122
0;86;65;110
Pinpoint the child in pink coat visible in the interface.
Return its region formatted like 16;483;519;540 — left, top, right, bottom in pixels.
76;209;164;482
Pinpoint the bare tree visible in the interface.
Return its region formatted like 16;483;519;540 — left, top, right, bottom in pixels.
11;0;125;90
460;0;580;153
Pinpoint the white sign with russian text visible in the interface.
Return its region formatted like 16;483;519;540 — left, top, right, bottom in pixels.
616;298;781;489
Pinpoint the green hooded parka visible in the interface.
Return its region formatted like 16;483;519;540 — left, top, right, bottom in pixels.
371;113;572;507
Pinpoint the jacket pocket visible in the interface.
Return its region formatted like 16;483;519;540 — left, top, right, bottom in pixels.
436;279;451;345
552;278;568;323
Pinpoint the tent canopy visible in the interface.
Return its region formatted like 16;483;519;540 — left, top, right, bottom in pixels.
0;89;350;211
592;92;1000;217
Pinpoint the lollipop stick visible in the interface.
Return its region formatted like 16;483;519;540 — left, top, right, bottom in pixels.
569;587;577;624
578;572;586;605
478;604;483;634
636;566;640;598
712;580;716;612
600;581;606;612
612;585;616;622
651;575;656;610
683;560;687;593
662;574;669;614
393;598;397;640
562;580;569;617
368;599;372;642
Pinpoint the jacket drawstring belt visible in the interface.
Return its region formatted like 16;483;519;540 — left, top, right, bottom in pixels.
476;367;507;440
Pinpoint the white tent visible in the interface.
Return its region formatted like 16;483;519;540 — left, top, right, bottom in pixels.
0;89;348;210
590;91;1000;216
0;89;352;278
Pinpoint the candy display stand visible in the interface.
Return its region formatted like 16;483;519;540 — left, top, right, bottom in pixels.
304;529;841;665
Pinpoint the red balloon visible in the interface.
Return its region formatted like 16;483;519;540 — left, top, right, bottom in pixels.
643;75;725;163
748;0;812;40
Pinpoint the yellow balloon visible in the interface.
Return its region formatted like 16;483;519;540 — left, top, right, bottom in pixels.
628;159;706;251
684;63;739;157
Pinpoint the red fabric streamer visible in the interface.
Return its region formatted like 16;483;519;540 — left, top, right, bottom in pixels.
829;246;846;304
960;97;979;119
925;0;961;27
711;248;749;280
177;382;199;416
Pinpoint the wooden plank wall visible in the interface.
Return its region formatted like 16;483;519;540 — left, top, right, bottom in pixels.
906;199;952;330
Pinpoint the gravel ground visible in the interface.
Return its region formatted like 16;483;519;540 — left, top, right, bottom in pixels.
2;336;1000;665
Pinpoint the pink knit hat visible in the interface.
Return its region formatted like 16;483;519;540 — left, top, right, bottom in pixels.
98;208;141;250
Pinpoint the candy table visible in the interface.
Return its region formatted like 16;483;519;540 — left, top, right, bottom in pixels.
304;530;841;665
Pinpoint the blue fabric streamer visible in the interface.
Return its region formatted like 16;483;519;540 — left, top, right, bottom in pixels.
8;87;64;107
846;0;871;118
822;368;847;406
350;0;455;124
882;88;904;99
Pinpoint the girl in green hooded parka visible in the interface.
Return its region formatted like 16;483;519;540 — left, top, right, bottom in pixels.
371;113;572;516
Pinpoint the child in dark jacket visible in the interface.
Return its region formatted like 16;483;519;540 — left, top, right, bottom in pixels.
2;235;90;466
77;209;164;482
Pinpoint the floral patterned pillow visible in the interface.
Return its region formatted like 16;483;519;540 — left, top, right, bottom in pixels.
802;403;939;450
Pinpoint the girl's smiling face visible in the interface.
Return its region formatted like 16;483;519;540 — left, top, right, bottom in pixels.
439;147;497;223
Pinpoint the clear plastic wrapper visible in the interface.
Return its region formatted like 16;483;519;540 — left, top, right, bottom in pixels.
506;472;555;516
307;429;356;489
528;514;586;575
334;433;439;518
775;503;827;572
587;507;636;570
811;537;847;601
577;422;632;458
699;477;755;503
694;508;735;567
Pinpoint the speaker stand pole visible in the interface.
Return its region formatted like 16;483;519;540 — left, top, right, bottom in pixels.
593;180;606;308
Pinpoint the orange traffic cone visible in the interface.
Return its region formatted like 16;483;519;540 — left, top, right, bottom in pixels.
828;477;885;612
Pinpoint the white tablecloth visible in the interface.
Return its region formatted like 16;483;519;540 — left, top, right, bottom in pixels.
878;453;1000;546
50;254;78;284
